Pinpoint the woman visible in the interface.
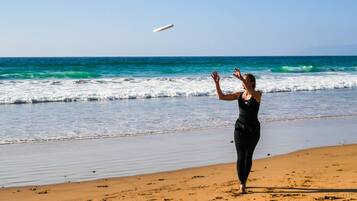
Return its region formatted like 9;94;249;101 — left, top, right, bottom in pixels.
211;68;262;194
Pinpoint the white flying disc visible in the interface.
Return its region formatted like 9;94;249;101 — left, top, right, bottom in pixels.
153;24;174;32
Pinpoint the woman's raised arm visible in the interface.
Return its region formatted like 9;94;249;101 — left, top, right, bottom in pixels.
211;71;240;101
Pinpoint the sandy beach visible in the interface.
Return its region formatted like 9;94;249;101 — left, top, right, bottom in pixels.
2;0;357;200
1;144;357;201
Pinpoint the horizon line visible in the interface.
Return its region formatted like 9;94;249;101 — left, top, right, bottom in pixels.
0;55;357;58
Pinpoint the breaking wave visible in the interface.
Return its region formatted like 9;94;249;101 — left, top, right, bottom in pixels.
1;73;357;104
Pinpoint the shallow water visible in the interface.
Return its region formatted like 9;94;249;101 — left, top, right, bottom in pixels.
1;115;357;187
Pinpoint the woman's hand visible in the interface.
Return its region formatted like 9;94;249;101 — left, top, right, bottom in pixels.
211;71;220;84
211;71;240;101
233;68;243;80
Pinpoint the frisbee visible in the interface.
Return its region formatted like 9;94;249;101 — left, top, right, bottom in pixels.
153;24;174;32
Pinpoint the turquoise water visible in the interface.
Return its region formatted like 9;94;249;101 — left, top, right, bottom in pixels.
1;56;357;79
0;56;357;104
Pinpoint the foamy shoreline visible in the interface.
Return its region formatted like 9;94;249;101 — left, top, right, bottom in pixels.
2;88;357;146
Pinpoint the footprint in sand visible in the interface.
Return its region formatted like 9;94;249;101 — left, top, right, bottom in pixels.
224;189;240;197
302;179;312;187
138;192;152;196
315;195;344;200
191;175;205;179
96;185;108;188
36;190;48;194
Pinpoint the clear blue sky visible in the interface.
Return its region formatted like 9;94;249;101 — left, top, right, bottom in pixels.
1;0;356;56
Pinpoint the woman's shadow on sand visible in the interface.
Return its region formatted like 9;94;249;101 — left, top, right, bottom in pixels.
250;186;357;193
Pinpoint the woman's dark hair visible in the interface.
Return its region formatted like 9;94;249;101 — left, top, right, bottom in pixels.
244;73;256;89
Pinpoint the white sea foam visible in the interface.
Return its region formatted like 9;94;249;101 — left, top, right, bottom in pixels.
0;73;357;104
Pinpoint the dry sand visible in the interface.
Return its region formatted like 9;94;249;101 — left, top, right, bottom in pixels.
1;144;357;201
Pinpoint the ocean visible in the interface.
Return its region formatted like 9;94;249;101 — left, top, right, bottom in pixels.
1;56;357;144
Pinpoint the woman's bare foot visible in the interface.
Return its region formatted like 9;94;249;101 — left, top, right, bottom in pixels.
239;184;247;194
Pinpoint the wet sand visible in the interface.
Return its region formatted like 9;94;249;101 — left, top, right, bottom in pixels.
1;144;357;201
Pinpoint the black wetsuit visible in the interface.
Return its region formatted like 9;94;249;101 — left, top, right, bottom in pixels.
234;92;260;185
